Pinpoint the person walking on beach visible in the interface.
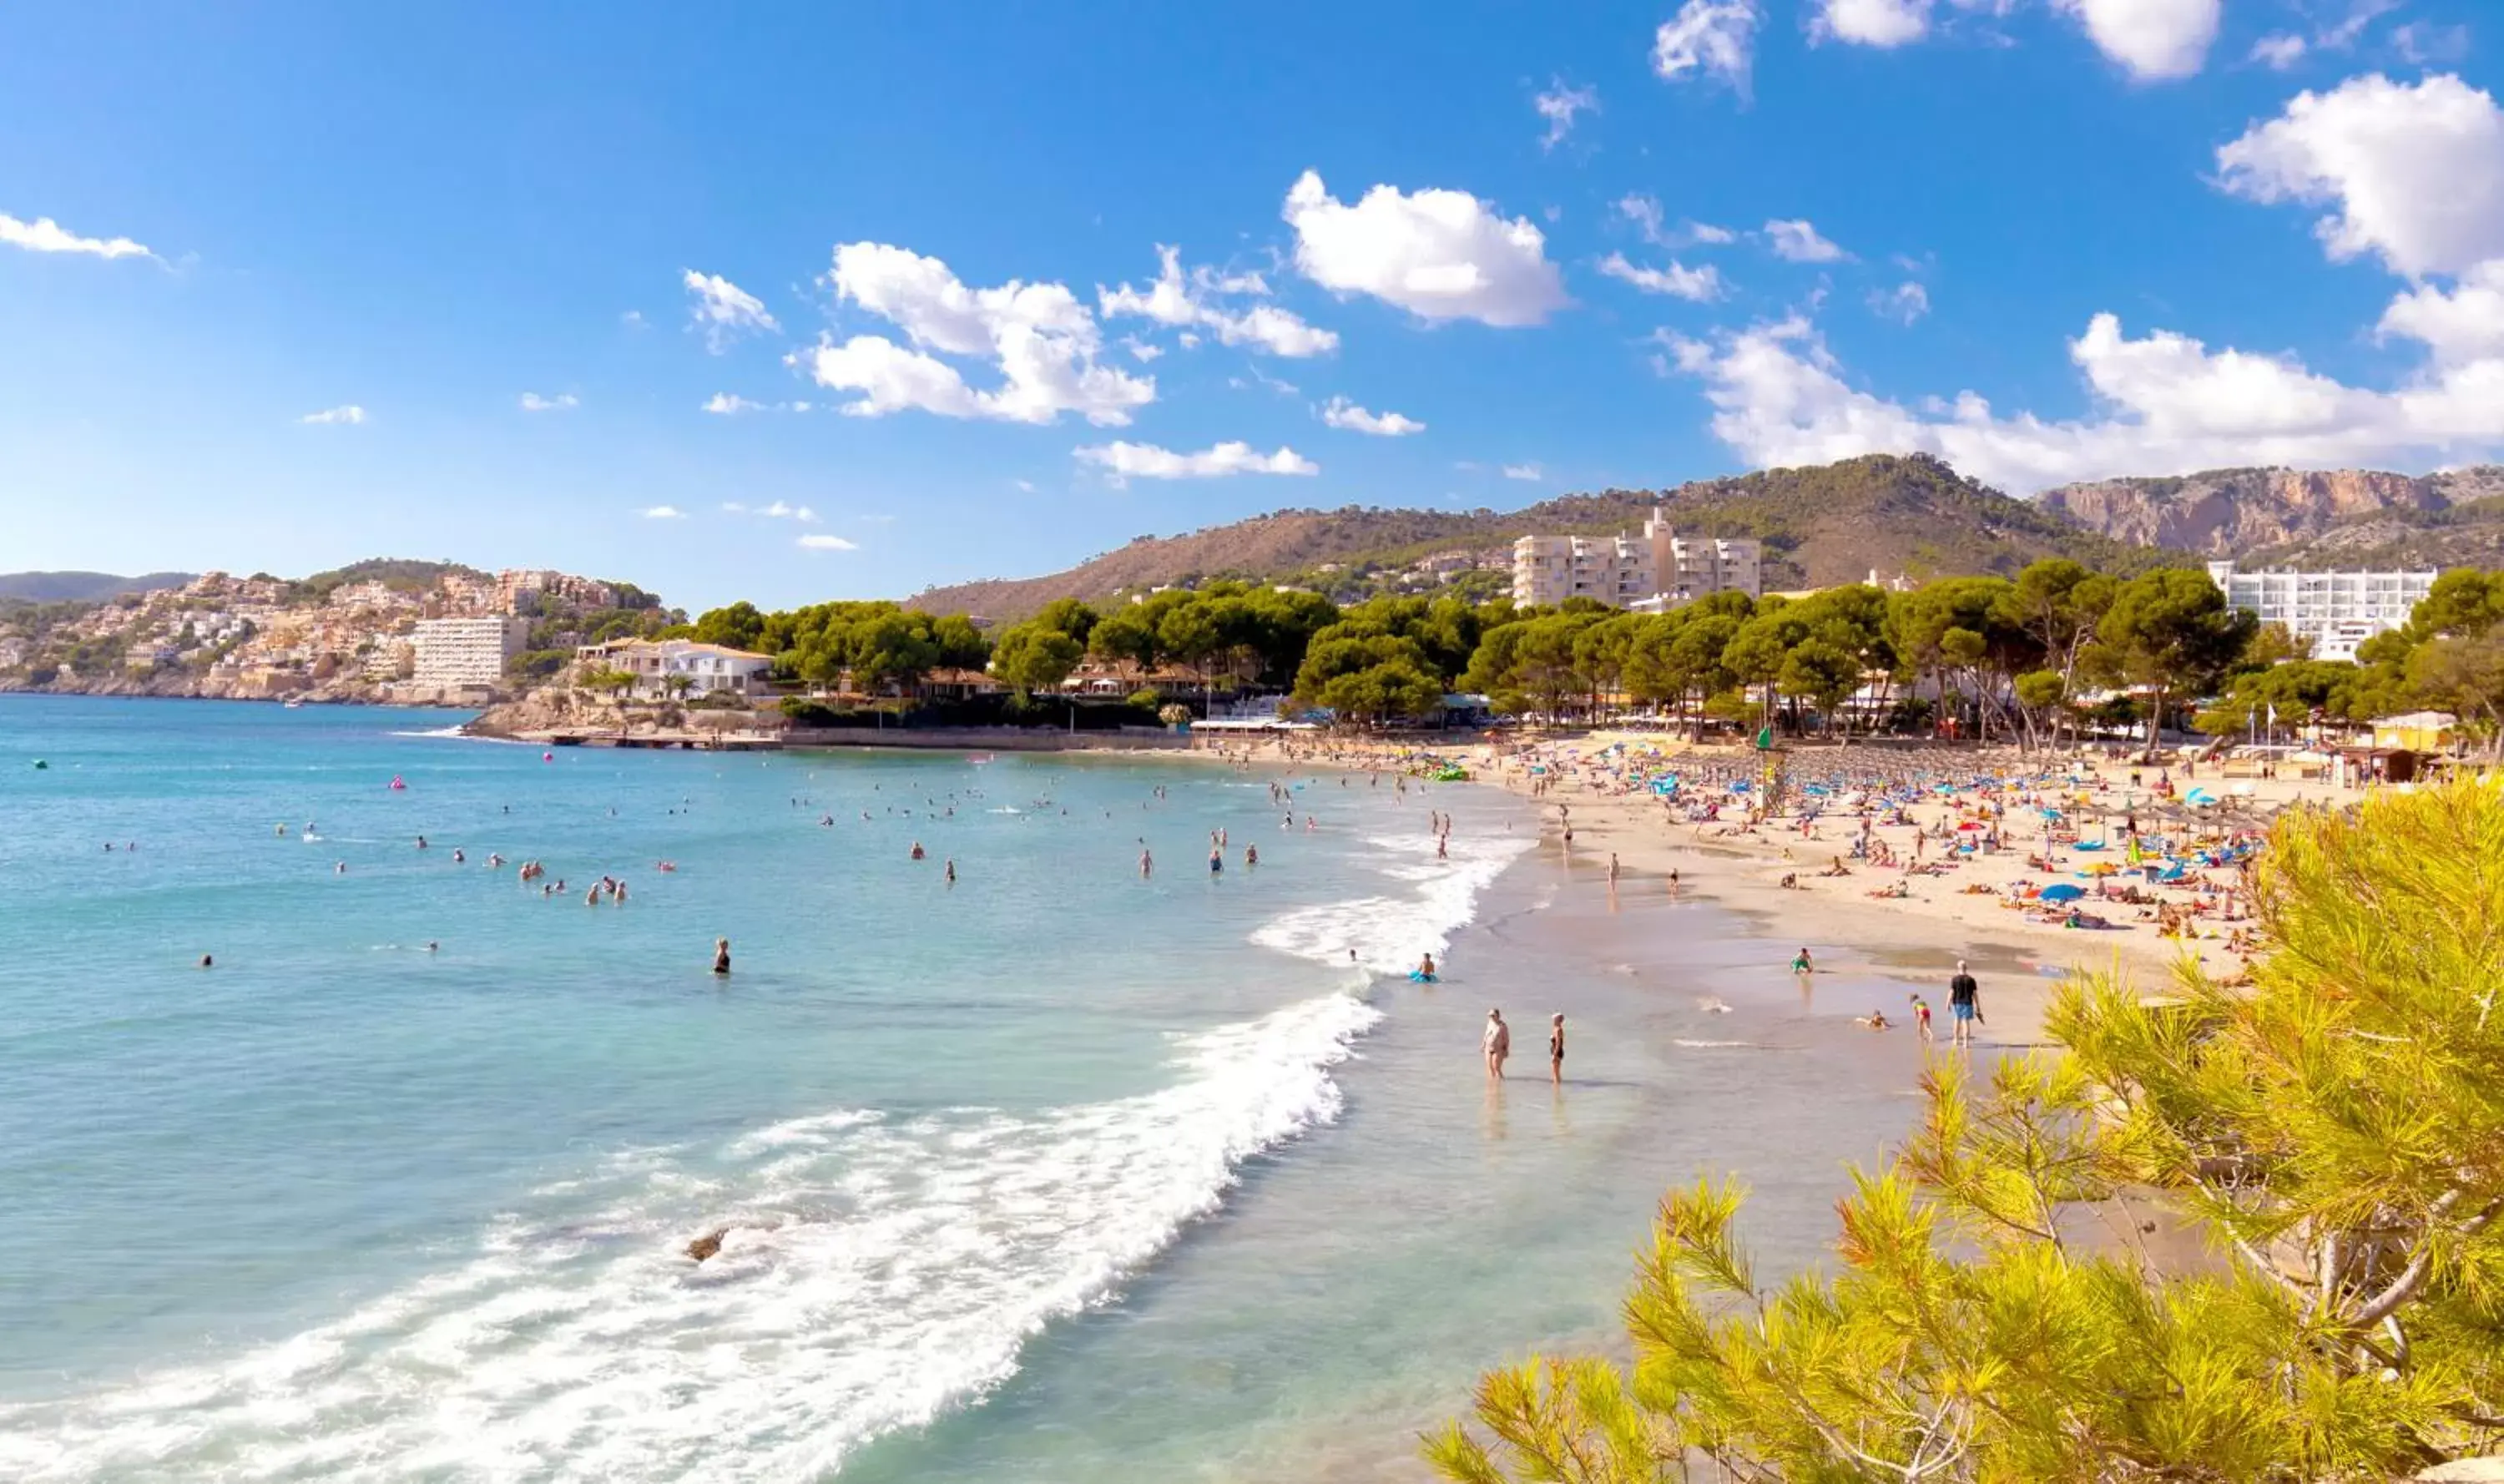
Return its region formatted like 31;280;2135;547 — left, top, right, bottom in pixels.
1547;1013;1565;1084
1483;1009;1512;1079
1608;852;1620;888
1948;961;1982;1047
711;937;732;976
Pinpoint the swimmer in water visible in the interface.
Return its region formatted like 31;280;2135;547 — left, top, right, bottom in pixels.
199;954;214;969
1244;844;1257;869
945;859;957;886
712;937;731;975
1418;952;1436;980
1140;848;1154;878
1209;845;1224;875
911;842;926;861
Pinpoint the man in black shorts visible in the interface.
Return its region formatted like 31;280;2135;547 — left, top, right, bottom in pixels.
1948;960;1981;1047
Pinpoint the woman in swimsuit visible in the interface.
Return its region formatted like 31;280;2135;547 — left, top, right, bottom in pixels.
1548;1013;1565;1083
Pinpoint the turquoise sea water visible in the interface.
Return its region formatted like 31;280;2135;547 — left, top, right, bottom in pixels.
0;697;1930;1482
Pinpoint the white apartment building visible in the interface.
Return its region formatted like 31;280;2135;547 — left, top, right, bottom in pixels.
411;617;531;689
1512;507;1763;609
575;638;774;699
2203;561;2438;664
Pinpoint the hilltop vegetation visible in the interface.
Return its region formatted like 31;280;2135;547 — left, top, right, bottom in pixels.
0;571;195;603
908;455;2180;622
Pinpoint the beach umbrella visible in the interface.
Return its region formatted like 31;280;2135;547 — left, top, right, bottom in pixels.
2040;883;2087;903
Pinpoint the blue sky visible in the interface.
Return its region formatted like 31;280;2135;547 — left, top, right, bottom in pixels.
3;0;2499;611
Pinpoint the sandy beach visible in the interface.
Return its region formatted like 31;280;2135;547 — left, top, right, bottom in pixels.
1203;729;2342;1046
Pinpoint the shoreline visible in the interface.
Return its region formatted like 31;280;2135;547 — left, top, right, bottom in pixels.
1218;729;2333;1047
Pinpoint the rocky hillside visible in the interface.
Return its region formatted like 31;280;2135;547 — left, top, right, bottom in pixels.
911;454;2175;621
2038;466;2504;557
0;570;195;603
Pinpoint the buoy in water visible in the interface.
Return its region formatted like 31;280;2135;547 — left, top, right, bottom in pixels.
543;751;554;762
388;775;406;790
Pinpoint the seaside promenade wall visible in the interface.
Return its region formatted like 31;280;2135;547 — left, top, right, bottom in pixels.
781;725;1190;753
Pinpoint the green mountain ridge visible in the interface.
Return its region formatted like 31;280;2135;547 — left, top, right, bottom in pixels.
907;454;2182;622
0;571;197;603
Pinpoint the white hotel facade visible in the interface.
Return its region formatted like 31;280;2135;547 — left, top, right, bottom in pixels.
410;617;532;689
2203;560;2438;663
1512;507;1763;610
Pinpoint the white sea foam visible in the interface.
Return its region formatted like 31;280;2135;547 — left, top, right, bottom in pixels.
1249;830;1529;974
0;994;1379;1483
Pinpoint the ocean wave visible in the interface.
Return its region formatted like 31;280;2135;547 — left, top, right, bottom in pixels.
0;994;1380;1483
390;726;528;744
1251;832;1529;974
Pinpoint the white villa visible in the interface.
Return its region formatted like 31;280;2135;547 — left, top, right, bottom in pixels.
574;638;775;699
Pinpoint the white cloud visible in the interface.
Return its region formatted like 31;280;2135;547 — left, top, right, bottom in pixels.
1599;251;1724;301
620;310;648;330
1013;479;1037;493
1534;79;1600;150
1282;170;1568;327
0;212;154;261
1814;0;1934;48
1073;441;1320;482
682;270;777;351
755;501;818;522
703;392;773;415
2056;0;2220;81
1502;462;1543;482
2392;22;2471;66
2380;260;2504;366
1689;221;1739;245
2249;33;2309;69
299;405;366;426
1764;219;1850;262
805;242;1155;425
2218;73;2504;278
1121;336;1164;361
640;505;686;519
1101;249;1341;356
1618;194;1668;245
1870;280;1931;323
518;392;579;412
1320;396;1427;436
798;534;860;552
1653;0;1761;98
1663;308;2504;493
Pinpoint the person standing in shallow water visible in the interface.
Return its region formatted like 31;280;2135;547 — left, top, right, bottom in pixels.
712;937;732;976
1547;1013;1565;1084
1948;960;1982;1047
1482;1009;1511;1079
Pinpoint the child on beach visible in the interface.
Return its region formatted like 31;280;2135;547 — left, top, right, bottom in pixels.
1909;994;1934;1041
